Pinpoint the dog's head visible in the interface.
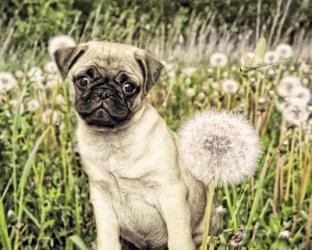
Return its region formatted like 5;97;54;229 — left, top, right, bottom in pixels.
54;41;163;129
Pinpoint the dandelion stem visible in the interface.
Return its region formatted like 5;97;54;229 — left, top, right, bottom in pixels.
200;184;215;250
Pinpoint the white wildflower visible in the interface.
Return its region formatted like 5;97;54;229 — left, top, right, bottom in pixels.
48;35;76;57
0;72;17;92
277;76;301;97
179;110;261;186
27;99;40;112
279;230;290;239
55;94;66;105
221;79;239;94
282;105;309;126
216;205;227;215
264;51;279;64
275;43;293;59
186;88;196;97
210;52;228;68
28;67;44;84
41;109;61;124
182;67;196;77
44;61;58;74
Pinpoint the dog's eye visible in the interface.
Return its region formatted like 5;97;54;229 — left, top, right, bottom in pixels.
76;76;90;89
122;82;136;96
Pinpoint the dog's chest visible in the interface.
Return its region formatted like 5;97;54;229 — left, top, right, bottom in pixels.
78;132;168;248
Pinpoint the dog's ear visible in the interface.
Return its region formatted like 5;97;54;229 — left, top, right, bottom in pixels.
134;51;163;94
54;46;88;79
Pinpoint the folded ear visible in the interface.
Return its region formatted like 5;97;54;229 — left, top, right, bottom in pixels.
134;51;164;94
54;46;88;79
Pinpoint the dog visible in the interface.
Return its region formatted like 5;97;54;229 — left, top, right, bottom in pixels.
54;41;209;250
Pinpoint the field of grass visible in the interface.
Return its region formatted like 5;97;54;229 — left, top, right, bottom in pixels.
0;1;312;250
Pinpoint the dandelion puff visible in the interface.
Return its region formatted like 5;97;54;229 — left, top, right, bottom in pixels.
221;79;239;94
277;76;302;97
216;205;227;216
210;52;228;68
55;94;66;105
290;86;311;105
186;88;196;97
44;61;58;74
27;99;40;112
0;72;17;92
179;110;261;186
182;67;196;77
48;35;76;58
275;43;293;59
264;51;279;64
41;109;61;125
282;105;309;126
28;67;44;85
279;230;290;239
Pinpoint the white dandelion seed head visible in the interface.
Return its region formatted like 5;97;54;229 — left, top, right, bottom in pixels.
186;88;196;97
48;35;76;58
210;52;228;67
285;97;309;109
264;51;279;64
0;72;17;93
279;230;290;239
275;43;293;59
216;205;227;215
44;61;58;74
282;105;309;126
290;86;311;105
55;94;66;105
15;70;25;79
277;76;302;97
41;109;61;125
240;52;254;65
27;99;40;112
197;92;206;101
221;79;239;94
27;67;44;84
182;67;196;77
258;97;266;104
179;110;261;186
211;81;219;90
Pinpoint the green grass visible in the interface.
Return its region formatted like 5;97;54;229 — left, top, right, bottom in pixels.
0;56;311;249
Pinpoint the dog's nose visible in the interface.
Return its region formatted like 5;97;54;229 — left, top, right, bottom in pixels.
97;90;110;99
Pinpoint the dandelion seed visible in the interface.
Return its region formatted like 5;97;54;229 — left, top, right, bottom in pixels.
15;70;24;79
0;72;17;92
211;82;219;90
277;76;301;97
28;67;44;85
56;94;66;105
44;61;58;74
27;99;40;112
221;79;239;94
186;88;196;97
275;43;293;59
197;92;206;101
279;230;290;239
179;110;261;186
264;51;279;64
41;109;61;125
210;52;228;68
182;67;196;77
282;105;309;126
48;35;76;57
291;86;311;105
216;205;227;215
258;97;266;104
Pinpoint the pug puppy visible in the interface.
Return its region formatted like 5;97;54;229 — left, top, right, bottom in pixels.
54;41;208;250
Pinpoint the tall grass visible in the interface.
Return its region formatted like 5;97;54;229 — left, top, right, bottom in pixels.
0;1;312;250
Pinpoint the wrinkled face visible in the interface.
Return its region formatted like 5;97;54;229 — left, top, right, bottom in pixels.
54;41;163;129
